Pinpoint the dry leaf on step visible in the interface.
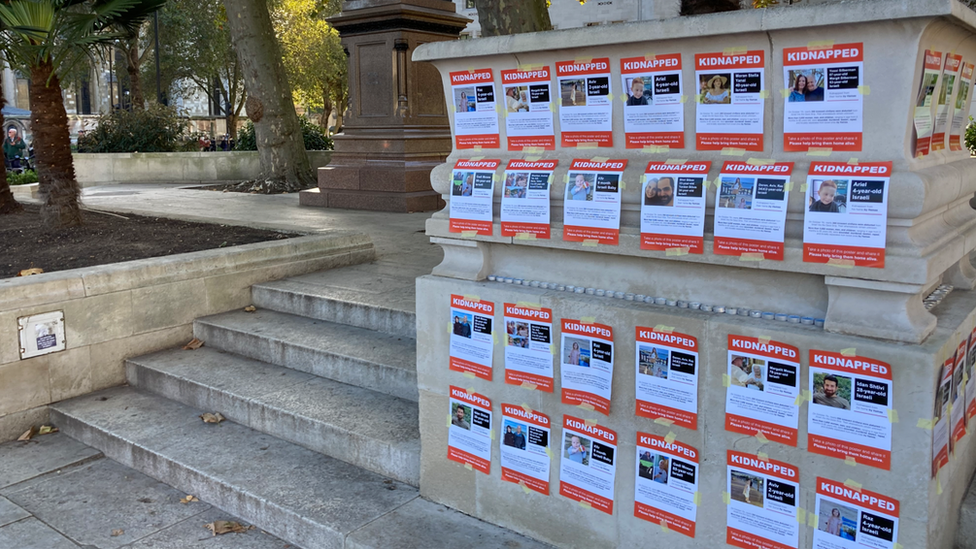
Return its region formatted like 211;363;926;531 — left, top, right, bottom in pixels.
17;268;43;276
180;495;199;504
182;338;204;350
244;305;256;313
200;413;225;424
111;529;124;537
204;521;252;535
17;426;37;441
38;425;58;435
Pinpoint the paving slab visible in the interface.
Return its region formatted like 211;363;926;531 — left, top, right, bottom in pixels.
0;496;28;527
0;432;102;489
125;507;295;549
3;458;211;549
0;516;79;548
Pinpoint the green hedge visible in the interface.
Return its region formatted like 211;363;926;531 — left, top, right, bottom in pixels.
234;115;333;151
78;105;189;153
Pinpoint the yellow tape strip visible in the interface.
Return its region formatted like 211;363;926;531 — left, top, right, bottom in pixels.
579;501;592;509
463;294;480;302
465;463;473;471
796;508;807;525
917;418;935;430
574;56;593;64
759;90;770;99
460;231;479;238
847;157;859;164
679;95;689;104
579;403;596;412
800;183;809;192
516;301;542;309
473;145;483;151
723;374;731;388
655;325;675;333
858;85;871;95
755;431;770;444
659;519;670;534
521;403;533;413
844;479;862;491
827;258;855;268
644;52;657;61
807;40;835;50
779;88;791;99
463;372;476;379
784;181;794;192
807;147;833;156
581;316;596;324
845;456;857;467
515;233;537;240
757;336;771;344
664;431;677;444
757;451;769;461
665;158;688;165
723;491;732;505
643;145;669;153
693;492;701;506
888;409;899;423
584;417;598;427
576;142;598;150
545;447;553;458
840;348;856;357
517;64;544;72
666;246;690;256
520;481;532;494
655;417;675;426
521;381;538;391
721;147;747;156
723;46;748;56
582;239;600;247
741;253;765;262
747;158;776;166
447;414;452;427
808;512;819;528
590;156;609;163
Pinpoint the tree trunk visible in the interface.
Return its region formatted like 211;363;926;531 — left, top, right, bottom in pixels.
126;40;144;110
226;112;238;141
0;78;22;214
474;0;552;36
321;87;332;130
222;0;313;191
335;97;345;134
32;60;81;227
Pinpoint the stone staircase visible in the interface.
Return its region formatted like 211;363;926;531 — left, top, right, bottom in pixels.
49;265;550;549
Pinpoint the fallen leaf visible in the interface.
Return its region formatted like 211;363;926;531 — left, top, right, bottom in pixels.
182;338;204;350
200;412;225;424
204;521;251;535
38;425;58;435
180;495;199;504
244;305;256;313
17;426;37;441
17;267;43;277
111;529;124;537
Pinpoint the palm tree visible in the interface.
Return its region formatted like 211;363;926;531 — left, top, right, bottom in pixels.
0;83;21;214
0;0;165;227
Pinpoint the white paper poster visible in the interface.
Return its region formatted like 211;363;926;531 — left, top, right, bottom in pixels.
619;54;684;149
726;451;800;549
713;161;794;261
560;318;614;415
812;478;899;549
503;302;554;392
559;415;617;514
914;50;943;157
639;160;710;254
449;159;499;236
500;404;552;495
500;66;555;151
634;432;699;537
448;386;492;474
803;161;891;268
635;326;700;430
726;335;801;446
967;327;976;423
449;294;495;380
932;53;963;152
807;350;893;470
950;62;974;151
555;58;613;147
782;43;864;152
562;158;627;245
449;68;500;150
695;50;765;151
500;159;557;239
952;339;968;448
932;355;952;476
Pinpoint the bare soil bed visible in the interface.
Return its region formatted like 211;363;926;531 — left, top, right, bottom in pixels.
1;205;296;279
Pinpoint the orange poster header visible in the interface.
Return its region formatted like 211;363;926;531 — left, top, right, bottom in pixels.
783;43;863;65
450;69;494;85
620;53;682;74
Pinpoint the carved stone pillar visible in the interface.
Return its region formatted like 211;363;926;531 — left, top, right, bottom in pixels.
299;0;469;212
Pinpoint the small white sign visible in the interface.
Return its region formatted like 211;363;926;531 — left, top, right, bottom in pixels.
19;311;66;359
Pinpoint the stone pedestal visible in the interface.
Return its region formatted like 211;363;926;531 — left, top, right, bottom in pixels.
299;0;468;212
410;1;976;548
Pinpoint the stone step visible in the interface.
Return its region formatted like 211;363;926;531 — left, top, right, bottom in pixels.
51;387;550;549
252;264;418;339
126;346;421;485
194;309;418;402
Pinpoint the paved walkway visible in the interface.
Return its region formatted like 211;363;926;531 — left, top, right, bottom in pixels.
0;433;293;548
77;183;443;268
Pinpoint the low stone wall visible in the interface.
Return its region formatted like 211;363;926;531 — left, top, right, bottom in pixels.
72;151;333;186
0;231;375;442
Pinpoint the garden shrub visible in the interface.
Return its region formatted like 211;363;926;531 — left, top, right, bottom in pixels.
234;115;333;151
78;104;189;153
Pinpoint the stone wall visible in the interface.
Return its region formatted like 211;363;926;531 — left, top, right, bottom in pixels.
0;233;374;442
72;151;333;186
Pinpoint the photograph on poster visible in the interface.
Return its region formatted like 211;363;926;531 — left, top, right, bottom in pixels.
808;179;847;213
643;177;675;207
452;172;474;197
813;373;852;410
452;402;472;430
566;173;595;201
506;320;529;348
787;69;826;102
817;503;858;540
502;420;528;449
638;452;671;483
505;86;530;112
638;346;669;379
452;311;473;338
561;79;586;106
699;73;731;104
454;87;476;112
730;355;765;391
564;432;591;465
719;177;753;209
625;76;652;105
956;79;971;110
564;337;591;367
504;172;529;198
918;73;939;107
730;470;765;507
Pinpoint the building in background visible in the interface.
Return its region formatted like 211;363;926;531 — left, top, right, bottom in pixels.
452;0;681;38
